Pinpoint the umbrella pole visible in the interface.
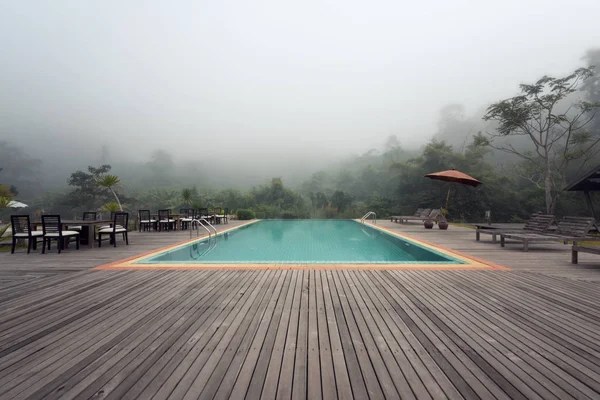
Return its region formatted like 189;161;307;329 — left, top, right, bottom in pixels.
445;186;451;211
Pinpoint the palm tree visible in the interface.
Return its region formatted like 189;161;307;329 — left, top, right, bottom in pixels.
101;201;122;212
96;174;123;211
181;188;193;205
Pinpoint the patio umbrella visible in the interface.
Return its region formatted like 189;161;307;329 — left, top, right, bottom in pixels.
7;200;28;208
424;169;482;212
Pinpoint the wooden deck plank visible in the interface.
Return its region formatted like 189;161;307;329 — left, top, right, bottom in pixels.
415;270;590;399
226;271;292;399
116;271;257;400
275;269;304;399
329;271;387;399
211;272;289;400
403;271;559;400
39;271;230;400
146;271;268;400
337;270;414;399
1;271;193;399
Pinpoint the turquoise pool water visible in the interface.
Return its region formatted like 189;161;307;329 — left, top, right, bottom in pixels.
137;220;464;264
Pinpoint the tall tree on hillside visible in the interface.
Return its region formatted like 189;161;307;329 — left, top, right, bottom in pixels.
482;67;600;213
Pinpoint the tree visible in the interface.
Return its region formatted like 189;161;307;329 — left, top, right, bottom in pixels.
483;67;600;213
330;190;354;212
181;188;194;205
582;49;600;136
96;174;123;211
67;165;113;211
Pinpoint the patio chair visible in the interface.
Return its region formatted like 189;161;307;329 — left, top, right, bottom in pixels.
179;208;193;230
214;207;227;224
139;210;157;232
98;212;129;247
69;211;98;232
198;208;212;223
158;209;176;231
10;215;44;254
391;208;423;223
41;215;80;254
501;216;598;251
475;213;555;243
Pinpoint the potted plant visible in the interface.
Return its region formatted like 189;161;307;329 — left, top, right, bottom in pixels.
424;219;434;229
438;208;449;230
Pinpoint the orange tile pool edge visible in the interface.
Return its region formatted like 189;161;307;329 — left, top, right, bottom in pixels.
93;220;509;271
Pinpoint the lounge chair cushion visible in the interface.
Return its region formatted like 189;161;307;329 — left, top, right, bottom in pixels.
14;231;44;237
100;224;124;230
98;227;127;233
180;218;193;222
140;219;156;223
160;219;175;223
45;231;80;237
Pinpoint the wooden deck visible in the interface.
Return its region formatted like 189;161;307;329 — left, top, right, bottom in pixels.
1;220;599;399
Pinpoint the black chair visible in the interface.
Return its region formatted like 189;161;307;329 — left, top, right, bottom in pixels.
158;209;176;231
69;211;98;232
179;208;193;230
10;215;44;254
139;210;157;232
83;212;97;221
41;215;80;254
98;212;129;247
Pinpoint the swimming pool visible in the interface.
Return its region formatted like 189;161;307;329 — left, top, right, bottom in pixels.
135;220;464;264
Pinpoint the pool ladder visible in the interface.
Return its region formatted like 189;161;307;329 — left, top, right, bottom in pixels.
360;211;377;224
190;218;218;238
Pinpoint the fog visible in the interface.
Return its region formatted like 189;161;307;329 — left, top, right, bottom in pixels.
1;0;600;187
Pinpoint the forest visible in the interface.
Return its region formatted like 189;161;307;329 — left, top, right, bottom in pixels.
1;49;600;224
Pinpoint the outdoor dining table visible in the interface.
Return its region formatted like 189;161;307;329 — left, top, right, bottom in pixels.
31;219;113;248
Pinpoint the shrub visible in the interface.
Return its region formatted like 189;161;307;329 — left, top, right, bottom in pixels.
237;209;256;220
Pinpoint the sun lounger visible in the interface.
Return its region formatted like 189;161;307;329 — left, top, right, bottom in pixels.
501;216;599;251
475;213;554;243
397;209;442;224
571;244;600;264
391;208;424;223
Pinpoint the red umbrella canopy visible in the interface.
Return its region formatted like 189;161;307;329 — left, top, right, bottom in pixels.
424;169;482;187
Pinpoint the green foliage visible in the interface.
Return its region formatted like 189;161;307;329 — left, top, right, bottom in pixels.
101;202;122;212
66;165;113;212
330;190;354;212
0;185;13;198
236;209;255;220
96;174;121;188
181;188;194;205
96;173;123;211
0;223;10;243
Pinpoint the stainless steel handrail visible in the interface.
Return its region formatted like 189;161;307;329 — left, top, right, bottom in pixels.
360;211;377;224
198;218;218;235
191;219;211;238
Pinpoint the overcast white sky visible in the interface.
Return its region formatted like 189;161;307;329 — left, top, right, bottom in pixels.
1;0;599;163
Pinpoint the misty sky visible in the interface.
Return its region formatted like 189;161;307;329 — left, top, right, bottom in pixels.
1;0;600;164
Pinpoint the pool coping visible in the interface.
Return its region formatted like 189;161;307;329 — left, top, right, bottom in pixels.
93;219;509;271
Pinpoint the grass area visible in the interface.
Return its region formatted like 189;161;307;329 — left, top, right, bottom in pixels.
449;222;475;229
